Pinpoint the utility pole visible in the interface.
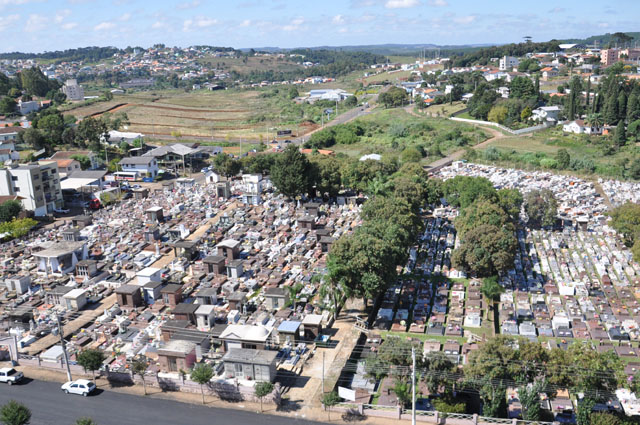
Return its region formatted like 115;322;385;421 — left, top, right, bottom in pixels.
322;351;325;395
56;315;72;382
411;347;416;425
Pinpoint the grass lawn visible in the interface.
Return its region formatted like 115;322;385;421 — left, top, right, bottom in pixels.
425;102;467;118
330;108;489;161
364;70;413;85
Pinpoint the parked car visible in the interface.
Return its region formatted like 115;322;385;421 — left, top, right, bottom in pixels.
53;208;70;214
0;368;23;385
61;379;96;396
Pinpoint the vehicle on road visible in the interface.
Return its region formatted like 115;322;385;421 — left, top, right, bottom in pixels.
53;208;70;214
61;379;96;396
0;368;23;385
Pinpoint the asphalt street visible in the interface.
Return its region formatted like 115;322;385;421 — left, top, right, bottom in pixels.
0;379;325;425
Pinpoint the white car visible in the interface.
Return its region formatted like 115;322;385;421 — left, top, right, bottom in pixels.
0;368;23;385
61;379;96;396
53;208;70;214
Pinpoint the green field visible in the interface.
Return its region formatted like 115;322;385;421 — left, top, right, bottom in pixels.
329;109;489;163
478;126;640;179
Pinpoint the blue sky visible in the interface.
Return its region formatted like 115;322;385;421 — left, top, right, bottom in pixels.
0;0;637;53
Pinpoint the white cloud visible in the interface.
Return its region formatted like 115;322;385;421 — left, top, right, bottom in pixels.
25;14;47;32
282;17;304;31
453;15;476;24
54;9;71;24
183;16;218;31
385;0;419;8
178;0;200;9
151;21;166;29
428;0;447;6
239;19;251;27
119;13;131;22
332;14;345;24
94;21;115;31
0;14;19;32
61;22;77;30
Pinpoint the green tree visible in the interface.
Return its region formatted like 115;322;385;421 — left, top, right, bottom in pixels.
344;94;358;107
496;188;523;222
518;382;543;421
70;155;91;170
480;276;504;318
442;176;497;209
524;189;558;229
613;120;626;148
0;97;16;115
309;156;342;198
452;224;516;276
393;378;411;407
455;199;512;239
556;148;571;169
288;87;299;99
305;128;336;149
37;113;64;144
0;401;31;425
254;381;274;412
76;349;105;382
609;202;640;246
62;127;76;146
76;117;107;152
423;351;454;395
213;154;241;178
576;397;595;425
487;105;508;124
322;391;340;421
190;363;214;404
399;147;422;164
130;358;149;395
75;419;96;425
520;106;532;121
270;145;313;199
509;76;536;99
379;87;408;108
0;201;23;223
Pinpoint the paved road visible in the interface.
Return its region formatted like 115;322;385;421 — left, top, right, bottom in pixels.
0;379;325;425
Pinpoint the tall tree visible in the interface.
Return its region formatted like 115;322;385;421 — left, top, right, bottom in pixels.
452;224;516;277
254;381;274;412
76;349;105;383
524;189;558;229
270;145;313;199
190;363;214;405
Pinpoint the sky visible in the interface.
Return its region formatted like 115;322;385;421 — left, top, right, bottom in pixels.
0;0;638;53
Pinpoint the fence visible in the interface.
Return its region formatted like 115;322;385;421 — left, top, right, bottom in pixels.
17;355;281;405
449;117;553;136
332;403;554;425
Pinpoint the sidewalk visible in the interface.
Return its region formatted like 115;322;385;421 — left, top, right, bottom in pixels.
13;364;400;425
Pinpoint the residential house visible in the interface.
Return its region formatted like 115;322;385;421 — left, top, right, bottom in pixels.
50;151;99;170
0;127;23;143
562;119;602;135
532;106;562;123
540;67;559;81
118;157;159;179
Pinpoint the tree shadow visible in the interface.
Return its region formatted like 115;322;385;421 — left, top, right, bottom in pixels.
342;409;367;422
276;399;302;413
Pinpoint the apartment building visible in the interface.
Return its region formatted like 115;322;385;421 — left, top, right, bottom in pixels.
0;163;63;216
499;56;519;71
61;79;84;101
601;48;640;66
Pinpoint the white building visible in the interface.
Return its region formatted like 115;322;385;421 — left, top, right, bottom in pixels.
532;106;562;123
61;79;84;101
242;174;262;205
307;89;353;103
33;241;88;275
562;120;602;135
117;157;159;179
105;130;144;145
0;163;63;216
17;100;40;115
499;56;519;71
